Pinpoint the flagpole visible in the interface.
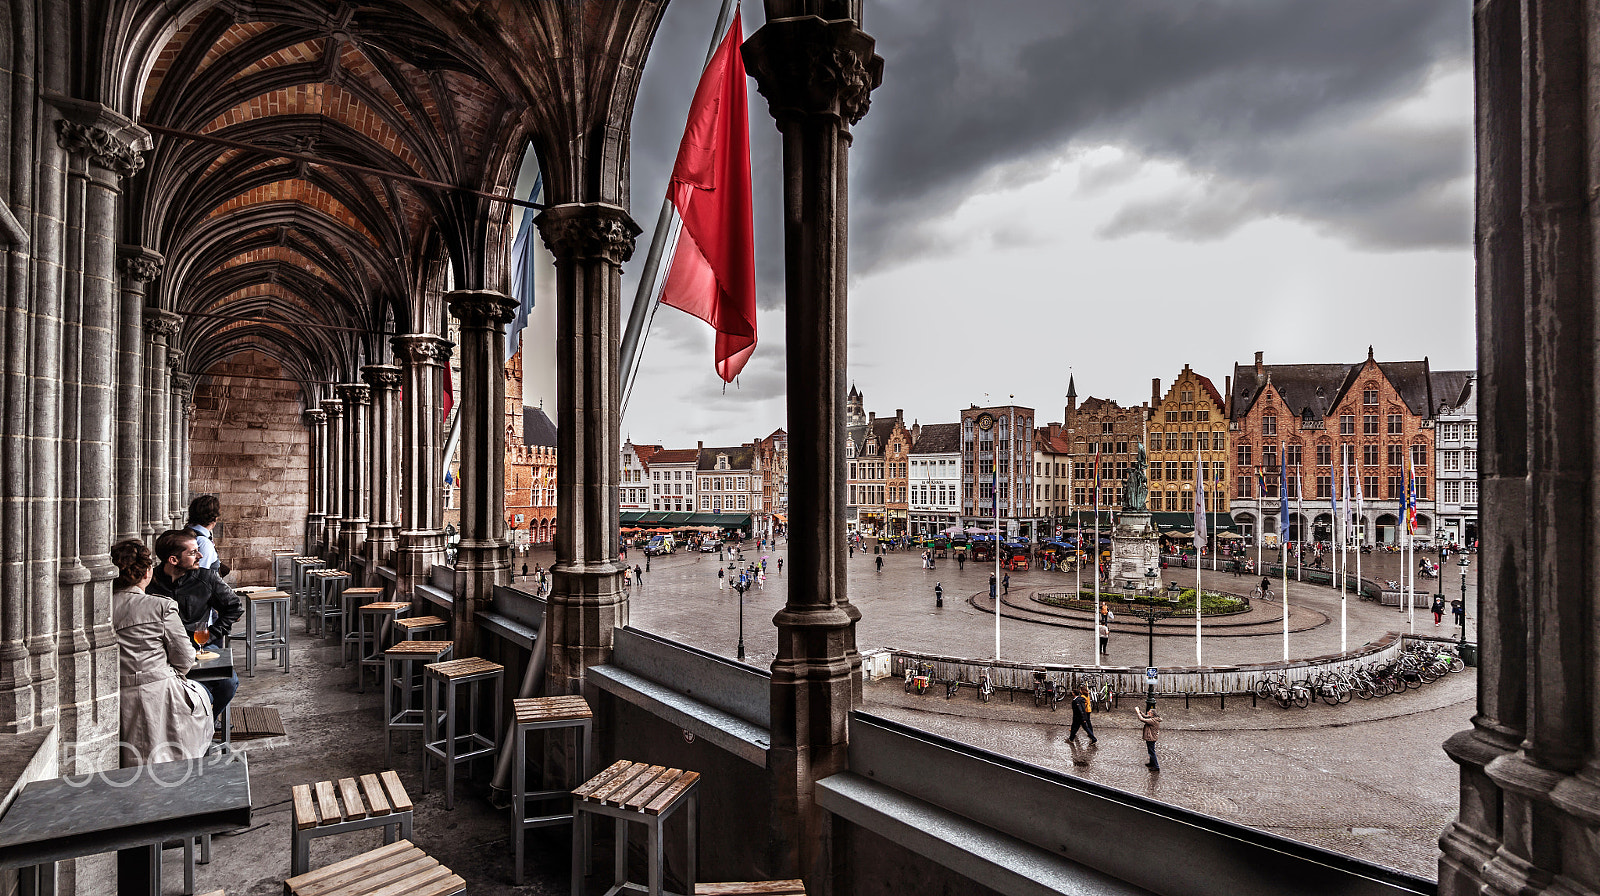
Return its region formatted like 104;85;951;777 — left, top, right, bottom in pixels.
1337;464;1346;655
1194;440;1204;665
1093;445;1101;667
1355;474;1363;613
1280;440;1289;661
994;417;1001;665
1296;470;1304;582
618;0;741;391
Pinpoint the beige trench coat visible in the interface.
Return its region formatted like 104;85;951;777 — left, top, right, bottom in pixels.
113;587;213;765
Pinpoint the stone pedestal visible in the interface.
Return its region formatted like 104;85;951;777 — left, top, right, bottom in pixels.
1110;511;1160;594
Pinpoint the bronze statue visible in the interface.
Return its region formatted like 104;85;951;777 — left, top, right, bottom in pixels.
1123;442;1148;511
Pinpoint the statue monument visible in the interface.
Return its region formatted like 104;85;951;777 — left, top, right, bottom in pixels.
1111;442;1160;594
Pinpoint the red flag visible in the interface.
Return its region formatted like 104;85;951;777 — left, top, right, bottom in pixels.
442;363;453;422
660;11;756;383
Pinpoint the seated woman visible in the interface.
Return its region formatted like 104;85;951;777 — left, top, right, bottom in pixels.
111;538;213;765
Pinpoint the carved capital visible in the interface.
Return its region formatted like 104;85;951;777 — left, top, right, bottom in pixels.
143;310;182;340
446;289;518;329
320;398;345;420
361;364;403;389
303;409;327;427
335;383;371;406
743;16;883;126
181;400;195;420
536;203;640;265
117;246;165;283
55;119;146;176
170;373;193;394
391;334;453;366
166;348;185;373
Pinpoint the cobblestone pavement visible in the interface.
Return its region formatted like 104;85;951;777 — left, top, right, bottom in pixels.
522;537;1475;881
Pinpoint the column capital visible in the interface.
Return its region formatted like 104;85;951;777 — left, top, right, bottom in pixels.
743;16;884;126
536;203;640;265
166;348;185;373
391;333;453;366
303;408;327;427
170;373;193;394
143;310;182;340
335;382;371;406
117;246;164;283
361;363;403;389
54;119;146;177
320;398;344;420
446;289;519;329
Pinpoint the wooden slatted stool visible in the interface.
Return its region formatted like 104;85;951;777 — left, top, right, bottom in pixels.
695;884;808;895
291;557;325;615
393;615;448;641
272;550;297;592
339;587;386;667
289;770;415;876
384;641;453;766
308;569;351;637
283;839;463;896
242;589;291;675
570;760;700;896
356;601;410;692
510;695;594;884
421;657;503;810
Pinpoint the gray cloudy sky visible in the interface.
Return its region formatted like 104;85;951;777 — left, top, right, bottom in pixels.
517;0;1473;447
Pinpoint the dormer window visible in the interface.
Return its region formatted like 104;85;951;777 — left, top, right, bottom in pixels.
717;454;729;470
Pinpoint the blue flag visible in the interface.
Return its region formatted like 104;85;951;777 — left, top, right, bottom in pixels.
506;173;544;362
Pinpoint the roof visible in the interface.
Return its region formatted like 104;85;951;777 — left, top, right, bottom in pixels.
1372;360;1434;416
1192;371;1225;410
522;407;558;447
649;448;701;466
910;422;961;454
698;445;756;471
1229;363;1353;422
871;416;900;448
1429;371;1474;414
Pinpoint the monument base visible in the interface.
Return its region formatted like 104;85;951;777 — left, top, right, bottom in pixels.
1111;510;1161;595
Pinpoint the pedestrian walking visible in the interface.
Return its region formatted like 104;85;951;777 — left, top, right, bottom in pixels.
849;544;854;559
876;555;883;573
1452;598;1465;629
1432;594;1445;626
988;573;996;600
634;564;643;585
777;558;783;574
1001;573;1010;595
957;553;965;571
1068;686;1097;743
757;571;766;589
1097;621;1109;656
718;567;725;590
1136;705;1163;771
934;582;943;607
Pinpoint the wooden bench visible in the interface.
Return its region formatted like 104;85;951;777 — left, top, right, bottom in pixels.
282;839;463;896
696;883;808;894
290;771;414;876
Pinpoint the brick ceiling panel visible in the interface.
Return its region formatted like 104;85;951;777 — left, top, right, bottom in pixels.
206;179;379;247
139;16;205;117
196;21;278;75
232;39;324;81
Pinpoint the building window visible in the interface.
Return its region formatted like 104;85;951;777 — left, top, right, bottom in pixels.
738;496;747;510
1416;480;1427;499
1262;415;1277;436
1181;433;1194;452
1237;476;1253;498
1198;432;1211;451
1388;414;1403;435
1165;411;1179;422
1464;450;1477;471
1341;444;1355;465
1387;476;1401;499
1262;445;1278;469
1180;410;1194;422
1442;451;1459;472
1387;444;1403;466
1317;475;1331;498
1165;494;1178;511
1363;388;1378;405
1363;415;1379;435
1181;462;1194;481
1463;479;1478;504
701;496;710;510
1285;444;1302;466
1411;444;1428;468
1116;441;1129;454
1363;444;1379;466
1073;487;1086;504
1363;475;1378;498
1442;480;1460;504
1198;410;1210;422
1316;444;1331;466
1339;415;1355;436
1237;444;1253;467
1150;464;1163;481
1164;433;1178;450
1464;423;1477;441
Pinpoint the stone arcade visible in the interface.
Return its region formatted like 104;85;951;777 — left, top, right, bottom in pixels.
0;1;1592;894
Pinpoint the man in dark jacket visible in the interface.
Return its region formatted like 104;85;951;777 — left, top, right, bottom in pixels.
150;528;242;728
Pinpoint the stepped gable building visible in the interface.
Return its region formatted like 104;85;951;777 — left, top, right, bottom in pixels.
1148;365;1231;516
1229;349;1436;545
620;440;660;513
909;422;962;535
518;405;559;545
959;402;1036;535
755;429;788;539
883;411;912;537
1429;372;1477;547
1062;376;1149;520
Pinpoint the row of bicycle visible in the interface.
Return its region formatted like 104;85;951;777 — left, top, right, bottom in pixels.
902;662;1118;713
1254;641;1466;708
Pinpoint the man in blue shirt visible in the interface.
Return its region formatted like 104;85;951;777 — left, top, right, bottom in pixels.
185;494;228;576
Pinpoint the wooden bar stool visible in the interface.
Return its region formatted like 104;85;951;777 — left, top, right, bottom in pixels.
310;569;351;637
393;615;449;641
283;839;464;896
339;587;385;666
272;550;297;593
291;557;324;615
242;589;291;675
571;760;700;896
384;640;453;766
510;695;593;885
356;601;410;691
290;770;415;876
421;657;503;810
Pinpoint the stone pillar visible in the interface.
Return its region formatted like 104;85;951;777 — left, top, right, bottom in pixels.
445;291;516;658
142;311;180;540
363;365;402;581
320;397;345;558
115;248;159;543
744;9;881;888
175;379;194;528
167;363;189;528
303;409;327;553
1441;3;1600;895
336;383;371;568
535;205;637;694
393;335;450;604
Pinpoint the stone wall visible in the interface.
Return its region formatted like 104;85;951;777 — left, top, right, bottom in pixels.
188;351;310;586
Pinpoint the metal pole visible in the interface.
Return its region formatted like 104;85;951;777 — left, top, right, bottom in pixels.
737;584;745;661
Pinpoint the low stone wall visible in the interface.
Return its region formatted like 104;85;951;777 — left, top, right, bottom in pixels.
888;632;1413;697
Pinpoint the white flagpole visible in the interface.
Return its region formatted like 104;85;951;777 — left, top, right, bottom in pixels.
1093;445;1101;667
1195;440;1204;665
1355;474;1363;607
1295;471;1304;582
1280;441;1289;661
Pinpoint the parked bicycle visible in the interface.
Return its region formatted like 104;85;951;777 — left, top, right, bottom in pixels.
1079;673;1117;712
977;668;995;703
904;661;932;695
1032;670;1068;710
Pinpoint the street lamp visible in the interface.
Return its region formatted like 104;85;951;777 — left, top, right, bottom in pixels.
736;575;747;662
1458;555;1470;647
1124;582;1183;709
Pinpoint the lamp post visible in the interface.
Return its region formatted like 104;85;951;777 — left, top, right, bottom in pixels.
736;576;746;661
1458;555;1470;646
1124;582;1183;709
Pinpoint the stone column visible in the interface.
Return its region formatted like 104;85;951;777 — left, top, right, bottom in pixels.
393;335;451;606
445;290;516;658
320;397;345;558
363;365;402;581
336;382;371;568
303;409;327;553
167;363;189;528
744;9;881;888
115;248;159;543
535;205;637;694
142;311;180;540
